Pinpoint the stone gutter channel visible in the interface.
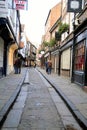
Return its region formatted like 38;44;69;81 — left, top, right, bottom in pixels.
0;69;28;129
38;70;87;130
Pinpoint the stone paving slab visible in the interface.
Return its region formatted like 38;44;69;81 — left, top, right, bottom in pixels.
0;68;27;128
2;84;28;130
2;109;23;128
37;67;87;129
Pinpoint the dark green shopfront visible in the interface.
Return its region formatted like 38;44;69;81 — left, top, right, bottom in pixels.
72;19;87;87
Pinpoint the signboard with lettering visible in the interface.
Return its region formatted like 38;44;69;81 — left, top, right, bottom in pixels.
14;0;28;10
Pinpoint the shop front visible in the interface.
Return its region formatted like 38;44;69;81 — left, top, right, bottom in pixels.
51;49;59;74
61;47;71;77
73;19;87;86
0;18;17;77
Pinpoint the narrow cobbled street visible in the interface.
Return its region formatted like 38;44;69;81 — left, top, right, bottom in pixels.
1;68;64;130
1;68;85;130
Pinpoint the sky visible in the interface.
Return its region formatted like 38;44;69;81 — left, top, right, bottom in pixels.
20;0;61;48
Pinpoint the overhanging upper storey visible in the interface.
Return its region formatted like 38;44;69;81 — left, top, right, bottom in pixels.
0;17;17;44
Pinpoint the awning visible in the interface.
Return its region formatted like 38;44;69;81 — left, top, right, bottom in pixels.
51;49;60;55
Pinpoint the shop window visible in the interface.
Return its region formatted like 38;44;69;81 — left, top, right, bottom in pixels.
74;40;85;71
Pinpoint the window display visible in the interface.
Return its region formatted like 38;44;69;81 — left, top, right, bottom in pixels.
74;40;85;71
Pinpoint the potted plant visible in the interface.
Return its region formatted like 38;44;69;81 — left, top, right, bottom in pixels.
49;38;56;47
58;22;69;35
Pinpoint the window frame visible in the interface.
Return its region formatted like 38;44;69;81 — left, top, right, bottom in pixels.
74;40;85;71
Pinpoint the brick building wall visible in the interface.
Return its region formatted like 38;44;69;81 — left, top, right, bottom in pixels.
45;2;61;42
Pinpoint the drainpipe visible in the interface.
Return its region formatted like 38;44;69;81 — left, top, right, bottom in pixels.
71;13;76;82
58;49;61;75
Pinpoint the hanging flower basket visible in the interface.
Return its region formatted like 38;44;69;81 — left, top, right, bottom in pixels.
58;23;69;35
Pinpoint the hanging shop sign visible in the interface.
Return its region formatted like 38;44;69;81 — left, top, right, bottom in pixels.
67;0;83;13
14;0;28;10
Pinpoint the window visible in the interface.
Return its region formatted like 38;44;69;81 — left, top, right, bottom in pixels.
74;40;85;71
